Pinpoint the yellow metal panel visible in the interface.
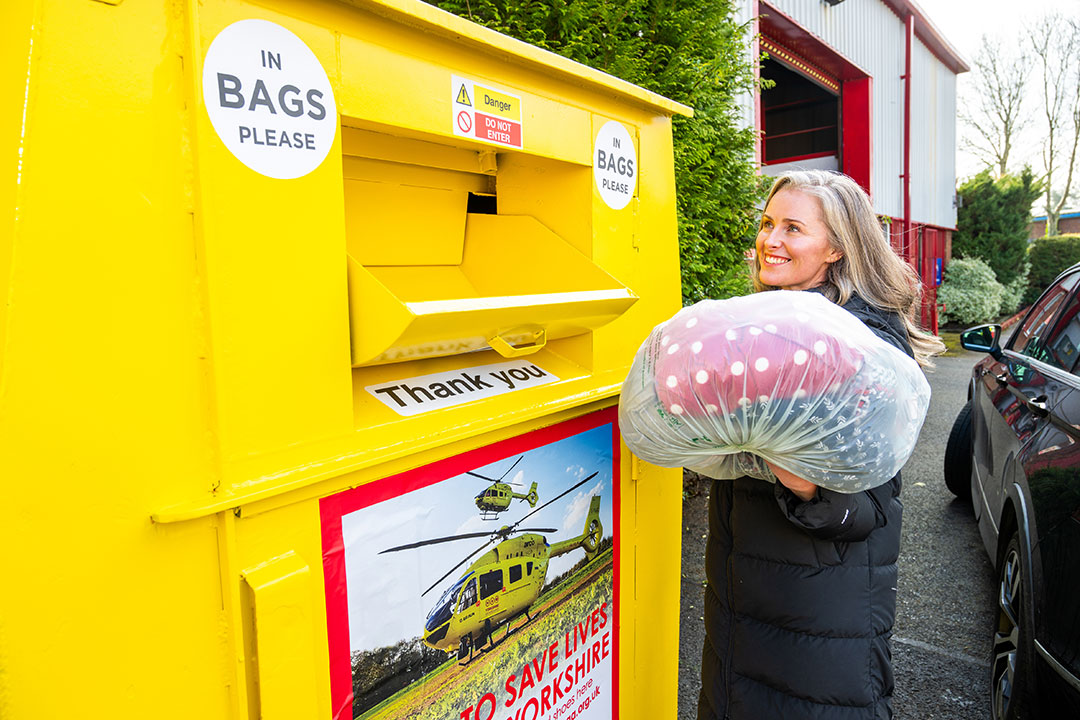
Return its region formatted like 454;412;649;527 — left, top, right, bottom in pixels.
624;457;684;716
346;214;638;365
337;0;692;117
335;22;597;166
242;551;321;720
343;178;470;266
341;125;489;173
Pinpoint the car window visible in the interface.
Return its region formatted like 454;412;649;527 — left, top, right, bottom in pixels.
1010;272;1080;365
1043;295;1080;373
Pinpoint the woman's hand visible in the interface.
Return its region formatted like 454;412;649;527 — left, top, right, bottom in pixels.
765;461;819;501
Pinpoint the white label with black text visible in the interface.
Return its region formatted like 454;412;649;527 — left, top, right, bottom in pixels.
593;121;636;210
202;19;337;179
365;361;559;416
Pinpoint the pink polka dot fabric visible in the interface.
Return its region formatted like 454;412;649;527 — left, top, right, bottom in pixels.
618;291;931;493
654;311;863;420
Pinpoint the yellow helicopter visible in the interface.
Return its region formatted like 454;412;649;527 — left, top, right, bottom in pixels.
380;472;603;663
468;456;539;520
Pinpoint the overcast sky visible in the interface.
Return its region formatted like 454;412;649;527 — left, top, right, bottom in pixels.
917;0;1080;181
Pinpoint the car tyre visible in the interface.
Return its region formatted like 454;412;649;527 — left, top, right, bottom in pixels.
992;531;1038;720
944;401;973;500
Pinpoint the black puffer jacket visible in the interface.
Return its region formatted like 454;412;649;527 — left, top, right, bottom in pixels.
698;293;915;720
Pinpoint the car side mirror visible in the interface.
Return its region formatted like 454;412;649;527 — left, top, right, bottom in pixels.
960;324;1004;360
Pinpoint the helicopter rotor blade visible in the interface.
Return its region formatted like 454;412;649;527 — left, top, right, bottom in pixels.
411;467;600;598
499;456;524;481
421;524;559;596
422;537;497;597
508;471;599;530
466;454;526;485
379;530;494;554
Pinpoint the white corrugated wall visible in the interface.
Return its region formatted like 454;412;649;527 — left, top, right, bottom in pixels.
735;0;958;227
911;40;958;228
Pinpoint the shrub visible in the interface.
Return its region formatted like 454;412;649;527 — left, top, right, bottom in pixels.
999;262;1030;315
938;257;1004;325
1025;234;1080;305
427;0;764;302
953;168;1041;288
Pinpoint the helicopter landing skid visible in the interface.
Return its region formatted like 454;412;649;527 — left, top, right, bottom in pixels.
477;510;501;521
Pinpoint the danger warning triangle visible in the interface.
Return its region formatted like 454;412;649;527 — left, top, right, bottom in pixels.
456;84;472;106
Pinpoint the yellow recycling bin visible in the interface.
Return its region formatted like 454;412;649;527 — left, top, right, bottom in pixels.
1;1;689;719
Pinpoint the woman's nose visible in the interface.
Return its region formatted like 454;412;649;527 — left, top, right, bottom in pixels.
761;228;782;248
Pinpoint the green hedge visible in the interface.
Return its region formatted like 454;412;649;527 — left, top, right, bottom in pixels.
1024;234;1080;305
427;0;764;302
953;169;1041;289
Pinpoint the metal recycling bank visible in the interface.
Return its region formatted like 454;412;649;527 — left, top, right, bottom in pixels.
3;0;689;718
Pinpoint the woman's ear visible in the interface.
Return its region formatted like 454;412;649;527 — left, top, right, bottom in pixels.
826;249;844;264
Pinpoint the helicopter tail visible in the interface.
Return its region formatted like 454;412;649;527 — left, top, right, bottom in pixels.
526;482;539;508
580;495;603;561
549;495;603;561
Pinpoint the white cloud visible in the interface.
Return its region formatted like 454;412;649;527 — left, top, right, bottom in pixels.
565;464;588;481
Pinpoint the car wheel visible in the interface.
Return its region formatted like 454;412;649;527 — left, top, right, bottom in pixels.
992;532;1037;719
944;401;973;500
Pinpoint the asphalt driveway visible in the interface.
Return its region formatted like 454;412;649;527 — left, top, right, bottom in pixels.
678;349;996;719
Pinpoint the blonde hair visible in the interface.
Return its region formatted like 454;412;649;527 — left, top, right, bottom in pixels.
752;170;945;366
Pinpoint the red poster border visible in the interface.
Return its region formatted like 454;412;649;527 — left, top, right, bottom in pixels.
320;407;621;720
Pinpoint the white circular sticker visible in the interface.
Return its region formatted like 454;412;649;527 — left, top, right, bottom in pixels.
202;19;337;179
593;121;637;210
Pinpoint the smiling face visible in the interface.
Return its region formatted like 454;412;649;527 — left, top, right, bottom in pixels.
756;188;843;291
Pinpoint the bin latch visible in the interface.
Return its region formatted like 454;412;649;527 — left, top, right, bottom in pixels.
488;326;546;358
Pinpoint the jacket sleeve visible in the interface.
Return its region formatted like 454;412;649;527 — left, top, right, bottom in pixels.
773;477;895;542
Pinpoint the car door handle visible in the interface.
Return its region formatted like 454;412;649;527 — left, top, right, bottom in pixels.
1024;394;1050;416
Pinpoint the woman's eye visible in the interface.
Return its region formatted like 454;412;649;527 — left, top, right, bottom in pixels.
787;224;800;232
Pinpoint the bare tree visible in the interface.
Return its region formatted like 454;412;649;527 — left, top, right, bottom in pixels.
1030;14;1080;236
960;36;1031;178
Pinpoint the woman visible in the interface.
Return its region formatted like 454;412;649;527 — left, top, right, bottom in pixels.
698;170;944;720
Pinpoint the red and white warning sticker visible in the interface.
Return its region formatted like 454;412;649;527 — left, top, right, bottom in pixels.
451;75;523;149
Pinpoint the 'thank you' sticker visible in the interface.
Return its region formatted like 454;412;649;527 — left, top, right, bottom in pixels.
593;121;637;210
202;19;337;179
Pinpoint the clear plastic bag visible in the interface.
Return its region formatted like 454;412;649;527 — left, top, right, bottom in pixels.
618;291;931;493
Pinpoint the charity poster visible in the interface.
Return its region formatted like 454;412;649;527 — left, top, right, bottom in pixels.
321;408;620;720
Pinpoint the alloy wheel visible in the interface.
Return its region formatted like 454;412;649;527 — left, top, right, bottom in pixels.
992;545;1022;719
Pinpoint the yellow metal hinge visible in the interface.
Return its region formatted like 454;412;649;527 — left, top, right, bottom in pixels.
478;149;498;175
